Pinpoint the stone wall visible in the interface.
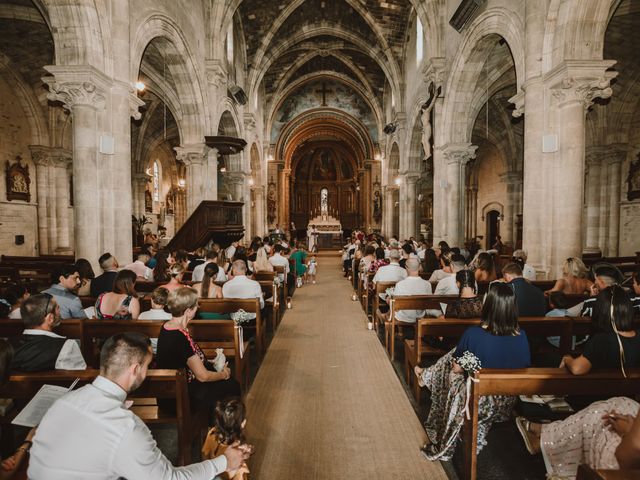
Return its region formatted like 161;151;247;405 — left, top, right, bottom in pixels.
0;76;38;255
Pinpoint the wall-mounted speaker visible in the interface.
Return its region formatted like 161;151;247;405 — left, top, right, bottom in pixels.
542;134;558;153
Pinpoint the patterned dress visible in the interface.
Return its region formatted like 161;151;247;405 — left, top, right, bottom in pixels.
540;397;639;479
420;349;516;461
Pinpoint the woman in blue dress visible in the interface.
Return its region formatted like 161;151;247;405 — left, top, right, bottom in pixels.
415;282;531;460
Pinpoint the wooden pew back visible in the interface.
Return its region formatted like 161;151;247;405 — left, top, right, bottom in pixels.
460;368;640;480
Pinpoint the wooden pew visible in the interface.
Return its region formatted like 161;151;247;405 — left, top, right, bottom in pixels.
199;298;265;361
576;464;640;480
372;281;397;331
461;368;640;480
273;265;290;313
0;369;206;465
404;316;592;402
0;318;84;341
386;295;458;360
257;279;280;331
80;319;250;391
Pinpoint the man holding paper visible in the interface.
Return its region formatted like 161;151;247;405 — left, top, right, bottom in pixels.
28;332;251;479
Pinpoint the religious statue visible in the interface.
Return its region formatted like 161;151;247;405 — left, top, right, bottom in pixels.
166;191;175;214
158;202;166;229
144;188;152;212
373;189;382;221
5;157;31;202
267;180;277;224
420;83;439;161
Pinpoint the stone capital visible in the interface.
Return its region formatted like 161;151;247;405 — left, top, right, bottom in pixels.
42;65;110;110
132;172;151;186
440;143;478;165
586;144;627;166
422;57;447;91
205;60;228;88
174;144;209;166
546;60;618;111
508;90;525;118
225;171;246;186
29;145;72;168
244;113;257;132
130;91;145;121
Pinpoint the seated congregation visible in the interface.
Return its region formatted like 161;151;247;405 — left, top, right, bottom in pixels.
344;233;640;479
0;234;316;478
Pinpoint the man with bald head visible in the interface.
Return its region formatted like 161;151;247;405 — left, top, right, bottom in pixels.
391;258;433;323
376;258;432;326
221;260;264;320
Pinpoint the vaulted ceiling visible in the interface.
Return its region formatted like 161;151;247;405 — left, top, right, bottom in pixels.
238;0;413;109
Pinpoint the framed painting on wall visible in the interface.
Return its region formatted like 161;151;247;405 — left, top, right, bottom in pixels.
5;156;31;202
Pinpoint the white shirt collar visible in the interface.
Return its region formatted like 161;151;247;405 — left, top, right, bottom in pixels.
92;375;128;403
23;329;65;339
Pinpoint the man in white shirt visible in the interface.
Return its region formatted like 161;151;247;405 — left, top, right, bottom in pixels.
222;260;264;320
10;294;86;371
192;250;227;283
390;258;432;323
269;245;290;277
373;249;407;284
123;252;152;280
28;332;250;479
434;254;466;295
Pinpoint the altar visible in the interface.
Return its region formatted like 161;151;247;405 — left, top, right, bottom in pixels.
308;213;343;249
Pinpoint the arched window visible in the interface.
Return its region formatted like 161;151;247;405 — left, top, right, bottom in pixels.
416;16;424;63
152;161;160;202
320;188;328;215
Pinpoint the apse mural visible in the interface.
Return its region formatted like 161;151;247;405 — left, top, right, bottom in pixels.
271;79;377;142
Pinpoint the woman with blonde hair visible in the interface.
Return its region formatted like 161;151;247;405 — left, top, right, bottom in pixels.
546;257;593;296
156;287;240;426
164;264;186;292
252;247;274;273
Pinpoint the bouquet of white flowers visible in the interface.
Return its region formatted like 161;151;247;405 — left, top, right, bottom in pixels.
230;309;251;325
456;351;482;375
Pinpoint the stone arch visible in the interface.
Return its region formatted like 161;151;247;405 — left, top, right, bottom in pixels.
249;25;401;109
481;201;504;220
544;0;621;71
406;111;424;173
131;15;208;144
268;73;383;143
439;7;524;146
40;0;110;70
0;58;49;146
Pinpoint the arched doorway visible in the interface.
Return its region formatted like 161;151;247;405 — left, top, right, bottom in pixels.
486;210;501;250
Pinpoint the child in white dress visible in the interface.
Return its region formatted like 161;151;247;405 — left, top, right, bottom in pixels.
307;255;317;284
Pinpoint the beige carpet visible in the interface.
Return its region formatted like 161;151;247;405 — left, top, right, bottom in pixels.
245;252;447;479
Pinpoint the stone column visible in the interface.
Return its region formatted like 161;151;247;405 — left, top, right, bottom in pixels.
399;173;419;239
52;153;72;253
500;171;521;248
470;185;478;238
131;173;149;217
606;153;624;257
175;144;209;216
30;146;54;254
424;58;446;244
383;186;395;238
44;69;108;265
584;149;603;254
547;61;617;270
254;185;266;238
442;143;477;247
